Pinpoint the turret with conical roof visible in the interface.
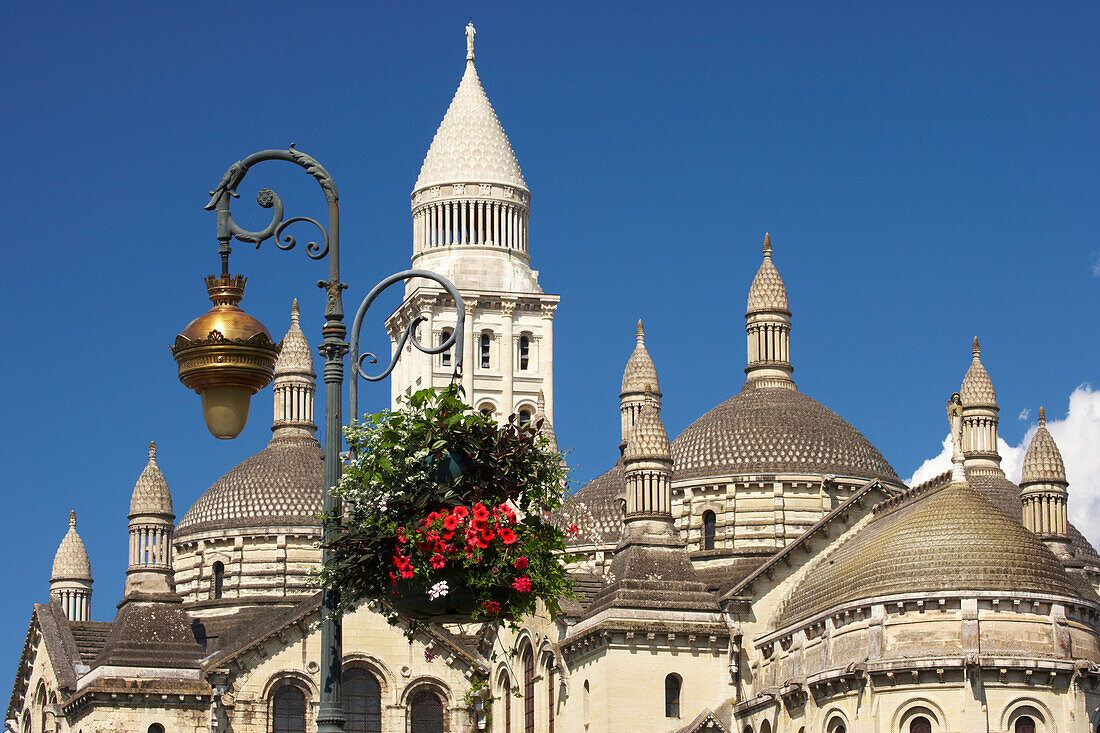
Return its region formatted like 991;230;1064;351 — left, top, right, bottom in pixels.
745;233;794;388
620;320;661;451
272;299;317;440
622;385;676;541
50;510;92;621
1021;407;1071;556
125;441;175;596
960;337;1001;473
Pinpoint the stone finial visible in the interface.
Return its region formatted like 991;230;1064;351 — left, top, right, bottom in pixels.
537;389;546;412
973;336;980;357
291;298;300;326
1039;405;1046;426
149;440;156;462
763;232;772;256
69;510;76;528
466;22;476;61
636;319;645;344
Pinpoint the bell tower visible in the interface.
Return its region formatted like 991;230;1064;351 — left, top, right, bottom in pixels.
386;24;559;423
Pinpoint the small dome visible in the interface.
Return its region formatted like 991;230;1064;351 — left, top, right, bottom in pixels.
129;442;173;517
621;321;660;396
414;47;526;192
960;338;997;408
561;463;625;545
746;234;789;315
774;481;1083;629
51;511;91;582
174;436;322;539
671;384;899;482
1022;407;1067;484
624;392;670;461
274;299;315;377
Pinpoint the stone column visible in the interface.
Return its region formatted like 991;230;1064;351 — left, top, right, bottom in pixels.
462;298;476;399
539;303;556;422
501;300;516;416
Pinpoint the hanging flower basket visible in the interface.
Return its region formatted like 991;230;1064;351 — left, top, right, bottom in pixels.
320;385;572;629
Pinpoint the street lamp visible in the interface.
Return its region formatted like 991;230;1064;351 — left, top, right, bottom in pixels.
172;147;464;732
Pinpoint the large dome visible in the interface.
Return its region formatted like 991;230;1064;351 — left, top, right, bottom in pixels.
175;436;322;539
773;481;1084;629
671;384;899;482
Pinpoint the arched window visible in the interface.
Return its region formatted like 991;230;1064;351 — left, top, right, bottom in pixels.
760;722;771;733
547;665;555;733
480;332;491;369
212;561;224;599
343;667;381;732
583;680;590;725
664;674;681;718
409;689;444;733
440;328;452;367
1015;718;1036;733
519;409;532;426
523;648;535;733
272;685;307;733
910;717;931;733
826;719;847;733
519;335;530;370
502;679;511;733
480;403;495;418
35;686;46;733
743;726;753;733
702;510;716;550
148;725;165;733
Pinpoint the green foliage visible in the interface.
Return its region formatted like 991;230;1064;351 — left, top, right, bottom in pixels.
319;384;573;631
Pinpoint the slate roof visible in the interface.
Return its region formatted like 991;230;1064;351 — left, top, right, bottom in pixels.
671;383;899;482
175;435;323;538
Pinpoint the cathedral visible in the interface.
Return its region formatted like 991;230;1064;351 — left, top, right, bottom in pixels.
10;25;1100;733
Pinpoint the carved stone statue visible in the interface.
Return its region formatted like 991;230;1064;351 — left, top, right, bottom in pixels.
947;392;965;478
466;22;476;60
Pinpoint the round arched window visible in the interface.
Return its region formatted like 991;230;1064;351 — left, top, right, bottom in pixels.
702;510;716;550
910;716;931;733
343;667;381;732
664;674;681;718
409;689;443;733
1015;717;1036;733
272;685;307;733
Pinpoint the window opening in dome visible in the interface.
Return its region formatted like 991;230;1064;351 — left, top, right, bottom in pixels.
519;335;530;370
272;685;306;733
440;328;453;367
702;510;716;550
212;561;224;599
343;667;381;732
409;689;443;733
665;674;681;718
909;717;931;733
1015;718;1035;733
480;332;491;369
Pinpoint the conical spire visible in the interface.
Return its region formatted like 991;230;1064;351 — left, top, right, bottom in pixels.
1022;407;1067;484
414;24;526;191
534;390;559;454
624;386;670;462
272;299;317;439
129;441;173;517
960;337;997;407
746;233;789;314
51;510;92;582
621;320;660;396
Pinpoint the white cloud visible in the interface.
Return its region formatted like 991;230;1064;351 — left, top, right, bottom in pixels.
906;385;1100;548
1018;408;1030;421
1093;254;1100;277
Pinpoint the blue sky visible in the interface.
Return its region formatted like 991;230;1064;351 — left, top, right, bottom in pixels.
2;2;1097;676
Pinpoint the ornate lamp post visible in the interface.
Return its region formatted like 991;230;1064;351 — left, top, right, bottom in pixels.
171;147;464;732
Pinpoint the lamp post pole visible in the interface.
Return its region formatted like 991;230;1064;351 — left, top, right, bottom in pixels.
200;147;464;732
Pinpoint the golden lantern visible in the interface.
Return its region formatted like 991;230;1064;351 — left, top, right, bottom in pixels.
171;274;281;439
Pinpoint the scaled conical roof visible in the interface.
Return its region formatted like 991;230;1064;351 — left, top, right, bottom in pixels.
51;510;92;582
273;299;315;377
414;27;526;191
624;388;670;461
621;320;660;395
535;390;558;454
746;233;789;314
129;442;173;517
1022;407;1067;484
960;338;997;408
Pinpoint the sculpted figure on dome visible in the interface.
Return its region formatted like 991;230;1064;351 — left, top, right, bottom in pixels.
948;392;964;468
466;22;476;60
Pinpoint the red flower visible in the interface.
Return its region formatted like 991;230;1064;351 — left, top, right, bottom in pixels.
511;576;532;593
443;514;461;531
514;556;528;571
566;523;579;538
400;566;415;579
397;527;409;543
453;506;470;519
388;571;397;587
480;527;496;542
471;516;488;532
430;554;446;570
473;503;490;520
481;600;501;613
500;528;518;545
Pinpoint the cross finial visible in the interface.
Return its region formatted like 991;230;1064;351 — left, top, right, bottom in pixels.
466;22;476;61
69;510;76;528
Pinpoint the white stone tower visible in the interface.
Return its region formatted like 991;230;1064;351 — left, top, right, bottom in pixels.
745;233;794;388
50;510;92;621
1020;407;1071;556
620;320;661;452
960;337;1001;474
622;386;676;542
272;299;316;439
125;441;175;596
387;23;559;422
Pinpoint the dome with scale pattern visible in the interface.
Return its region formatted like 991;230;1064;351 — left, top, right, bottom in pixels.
51;511;91;582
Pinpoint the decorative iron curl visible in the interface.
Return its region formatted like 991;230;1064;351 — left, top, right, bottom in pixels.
273;216;330;259
349;270;465;422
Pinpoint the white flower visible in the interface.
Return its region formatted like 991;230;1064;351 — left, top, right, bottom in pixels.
427;581;450;600
377;497;388;513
